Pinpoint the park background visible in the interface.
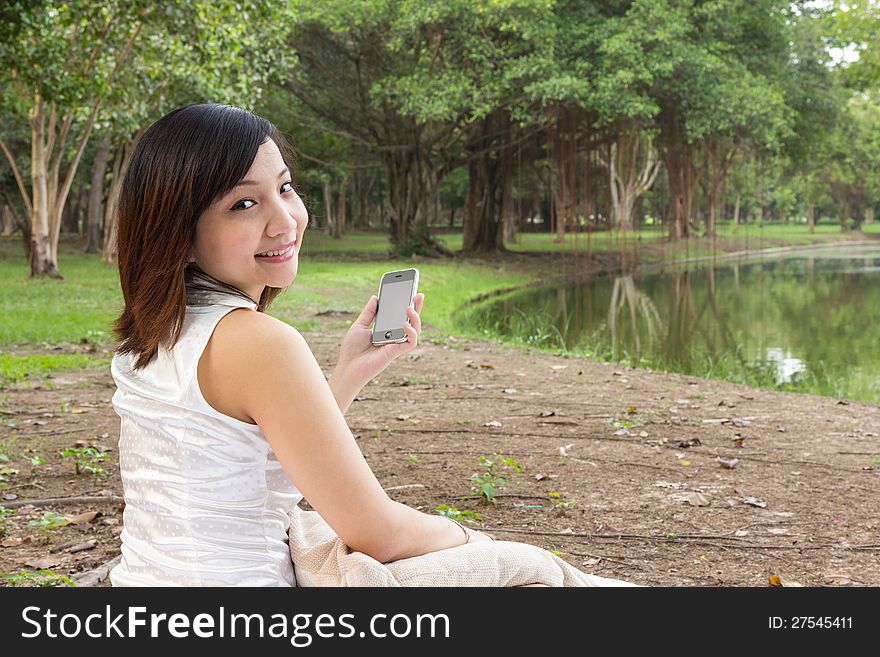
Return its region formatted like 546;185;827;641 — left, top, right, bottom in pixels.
0;0;878;587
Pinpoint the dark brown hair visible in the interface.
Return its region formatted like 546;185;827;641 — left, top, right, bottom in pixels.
112;103;296;371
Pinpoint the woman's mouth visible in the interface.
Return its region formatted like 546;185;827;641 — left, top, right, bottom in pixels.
255;240;295;263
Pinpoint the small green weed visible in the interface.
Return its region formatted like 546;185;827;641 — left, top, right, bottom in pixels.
28;512;70;532
549;491;574;512
435;504;482;525
59;446;109;476
26;453;45;474
0;505;12;537
1;569;75;587
470;453;522;503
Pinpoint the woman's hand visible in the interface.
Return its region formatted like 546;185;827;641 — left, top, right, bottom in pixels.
464;527;496;543
332;292;425;395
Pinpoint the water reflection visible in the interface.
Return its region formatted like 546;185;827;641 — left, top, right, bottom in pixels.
764;347;807;384
455;244;880;403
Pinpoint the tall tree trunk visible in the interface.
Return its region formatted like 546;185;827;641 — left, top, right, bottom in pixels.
382;143;451;256
462;112;508;254
1;203;14;235
657;108;700;241
85;138;111;253
61;184;80;235
29;94;58;278
864;206;873;226
501;126;516;245
732;191;741;232
322;179;334;235
603;127;661;232
806;202;815;234
332;174;349;238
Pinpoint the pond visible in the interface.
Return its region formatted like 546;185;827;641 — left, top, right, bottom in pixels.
453;243;880;404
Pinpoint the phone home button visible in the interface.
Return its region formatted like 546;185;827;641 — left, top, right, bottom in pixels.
384;330;392;339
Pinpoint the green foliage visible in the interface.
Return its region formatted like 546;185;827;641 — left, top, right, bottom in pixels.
1;569;75;587
0;353;100;390
26;453;45;473
470;453;522;503
434;504;482;525
28;511;70;532
548;491;573;511
59;447;109;477
0;505;13;537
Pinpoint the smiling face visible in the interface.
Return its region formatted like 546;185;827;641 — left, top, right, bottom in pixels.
189;139;308;303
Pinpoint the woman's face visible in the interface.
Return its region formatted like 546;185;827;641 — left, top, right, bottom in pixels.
190;138;308;303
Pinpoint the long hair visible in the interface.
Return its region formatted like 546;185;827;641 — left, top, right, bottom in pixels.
111;103;296;371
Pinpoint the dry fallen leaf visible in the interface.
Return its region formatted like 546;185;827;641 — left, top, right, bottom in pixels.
66;511;101;525
717;457;739;469
670;491;711;507
1;537;23;547
23;556;62;569
479;363;494;369
823;570;854;586
740;495;767;508
483;420;503;428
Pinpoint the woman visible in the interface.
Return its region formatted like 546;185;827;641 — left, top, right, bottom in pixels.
110;103;637;587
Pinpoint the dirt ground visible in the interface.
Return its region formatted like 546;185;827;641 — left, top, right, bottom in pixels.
1;305;878;587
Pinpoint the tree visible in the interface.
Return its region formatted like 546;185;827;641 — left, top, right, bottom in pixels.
0;0;296;277
598;0;793;239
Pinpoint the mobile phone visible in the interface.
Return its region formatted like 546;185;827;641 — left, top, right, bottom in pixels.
371;268;420;345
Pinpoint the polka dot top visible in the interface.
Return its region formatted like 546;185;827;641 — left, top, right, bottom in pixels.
109;290;302;586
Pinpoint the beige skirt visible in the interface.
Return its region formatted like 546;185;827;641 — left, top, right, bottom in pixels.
287;506;641;587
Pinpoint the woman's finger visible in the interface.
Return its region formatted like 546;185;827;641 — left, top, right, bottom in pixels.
406;306;421;334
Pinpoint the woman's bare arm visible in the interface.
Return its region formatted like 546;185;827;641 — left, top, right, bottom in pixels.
218;310;483;563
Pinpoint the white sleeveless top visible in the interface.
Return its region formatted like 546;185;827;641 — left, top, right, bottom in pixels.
109;290;302;586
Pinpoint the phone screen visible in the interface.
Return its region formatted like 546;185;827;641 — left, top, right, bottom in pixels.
375;280;414;332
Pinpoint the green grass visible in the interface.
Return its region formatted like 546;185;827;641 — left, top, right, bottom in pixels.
0;353;104;390
0;232;534;348
1;220;872;361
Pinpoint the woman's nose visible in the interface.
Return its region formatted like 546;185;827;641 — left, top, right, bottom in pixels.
267;200;298;236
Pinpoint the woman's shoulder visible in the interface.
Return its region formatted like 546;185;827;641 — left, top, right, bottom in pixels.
199;309;310;425
211;308;307;363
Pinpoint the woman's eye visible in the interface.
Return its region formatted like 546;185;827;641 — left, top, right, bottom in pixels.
230;183;293;211
232;199;256;211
